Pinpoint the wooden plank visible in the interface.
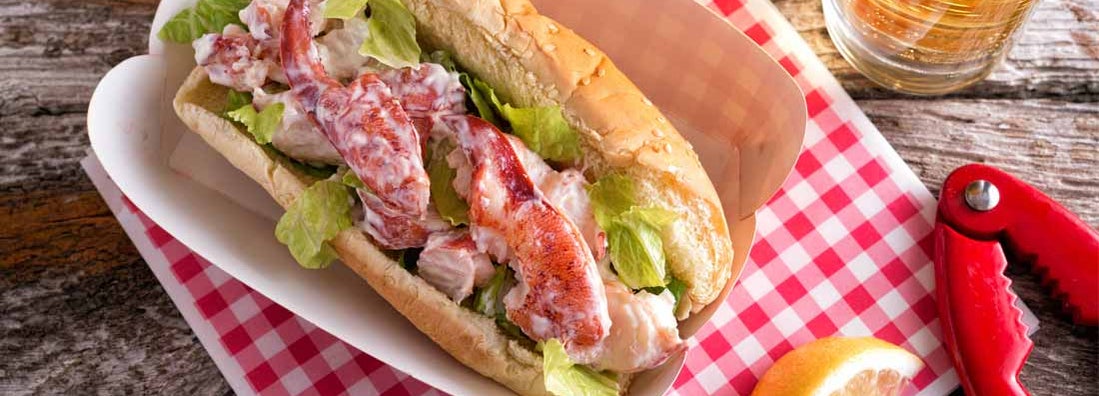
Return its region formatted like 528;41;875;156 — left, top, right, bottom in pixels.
863;98;1099;227
772;0;1099;99
0;189;228;395
0;1;230;393
0;0;155;192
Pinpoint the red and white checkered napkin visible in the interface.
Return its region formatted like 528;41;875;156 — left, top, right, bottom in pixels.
85;0;961;394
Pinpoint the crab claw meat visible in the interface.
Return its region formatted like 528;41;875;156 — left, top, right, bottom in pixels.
358;190;449;250
193;25;279;92
282;0;430;218
417;230;496;302
252;89;343;165
594;282;686;373
442;114;610;363
379;63;466;148
445;136;606;262
379;64;466;120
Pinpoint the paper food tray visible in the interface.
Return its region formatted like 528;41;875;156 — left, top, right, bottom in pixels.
87;0;806;394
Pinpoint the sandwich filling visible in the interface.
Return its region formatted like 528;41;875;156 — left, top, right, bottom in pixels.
163;0;687;392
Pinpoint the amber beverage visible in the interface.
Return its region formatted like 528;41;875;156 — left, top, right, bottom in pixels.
823;0;1038;94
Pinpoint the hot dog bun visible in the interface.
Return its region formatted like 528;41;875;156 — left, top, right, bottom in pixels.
173;0;734;394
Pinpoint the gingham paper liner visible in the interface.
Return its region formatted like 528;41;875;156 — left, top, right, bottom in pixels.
83;0;967;393
83;155;443;396
675;1;958;394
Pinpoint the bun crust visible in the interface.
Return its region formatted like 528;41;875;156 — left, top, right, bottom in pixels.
172;0;733;393
404;0;734;309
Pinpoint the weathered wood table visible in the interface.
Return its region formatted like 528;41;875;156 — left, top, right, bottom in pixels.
1;0;1095;394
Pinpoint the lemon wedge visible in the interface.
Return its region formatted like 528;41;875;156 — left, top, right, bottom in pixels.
751;336;924;396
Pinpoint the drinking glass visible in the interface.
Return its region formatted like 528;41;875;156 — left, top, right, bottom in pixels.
822;0;1040;95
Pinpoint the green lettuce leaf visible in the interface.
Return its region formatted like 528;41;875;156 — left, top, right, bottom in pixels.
605;207;675;289
472;265;528;340
589;174;680;290
474;265;507;316
275;180;354;269
587;173;637;228
619;206;676;228
458;73;580;162
324;0;369;19
499;105;581;163
665;277;687;310
261;145;338;180
424;50;458;72
543;339;619;396
339;167;367;190
459;74;502;126
158;0;251;43
358;0;421;69
426;140;469;225
644;277;686;308
224;90;253;117
227;102;285;145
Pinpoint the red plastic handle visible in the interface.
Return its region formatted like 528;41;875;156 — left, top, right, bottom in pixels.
938;164;1099;325
935;164;1099;396
935;223;1032;396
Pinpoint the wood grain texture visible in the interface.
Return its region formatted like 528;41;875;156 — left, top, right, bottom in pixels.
0;189;229;395
0;0;1094;394
0;0;157;193
863;99;1099;226
0;0;232;394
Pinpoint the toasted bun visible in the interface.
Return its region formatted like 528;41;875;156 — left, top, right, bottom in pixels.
404;0;734;310
173;0;733;393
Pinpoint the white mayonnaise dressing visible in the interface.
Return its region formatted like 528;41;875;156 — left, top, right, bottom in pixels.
317;16;376;81
380;64;467;116
253;89;343;165
502;263;540;326
193;25;277;92
503;135;553;183
446;148;473;200
240;0;325;41
192;34;218;63
417;230;494;302
239;0;282;41
527;315;554;339
539;169;606;259
593;282;685;373
471;225;510;264
347;131;369;147
357;190;449;249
